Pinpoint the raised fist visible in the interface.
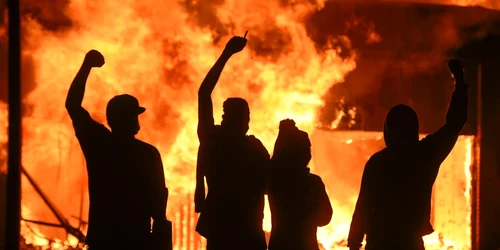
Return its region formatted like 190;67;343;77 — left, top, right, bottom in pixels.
224;36;247;55
84;50;105;68
448;59;464;80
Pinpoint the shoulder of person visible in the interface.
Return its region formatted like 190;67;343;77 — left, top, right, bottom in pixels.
84;122;111;139
136;140;161;155
246;135;270;155
370;148;387;162
308;173;325;187
93;122;110;133
83;119;109;132
246;135;265;147
358;151;384;174
419;132;439;146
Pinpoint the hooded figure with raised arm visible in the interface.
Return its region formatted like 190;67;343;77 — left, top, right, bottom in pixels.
348;60;469;250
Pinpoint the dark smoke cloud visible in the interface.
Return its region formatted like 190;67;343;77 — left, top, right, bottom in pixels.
180;0;230;44
247;25;294;62
20;0;72;31
325;0;500;9
179;0;298;61
307;1;500;132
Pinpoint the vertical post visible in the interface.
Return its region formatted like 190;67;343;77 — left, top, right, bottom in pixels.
473;63;482;250
5;0;21;249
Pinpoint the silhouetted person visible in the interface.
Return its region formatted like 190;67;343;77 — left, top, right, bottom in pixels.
66;50;167;250
268;119;332;250
195;35;270;250
347;60;469;250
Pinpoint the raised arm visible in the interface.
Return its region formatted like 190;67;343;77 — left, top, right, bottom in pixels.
422;60;469;164
441;59;469;135
197;35;247;139
195;147;207;213
65;50;104;118
195;35;247;213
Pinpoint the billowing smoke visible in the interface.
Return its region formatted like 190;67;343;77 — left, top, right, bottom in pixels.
308;1;500;132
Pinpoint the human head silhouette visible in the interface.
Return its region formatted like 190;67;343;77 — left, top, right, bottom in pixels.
273;119;312;168
106;94;145;137
383;104;419;148
221;98;250;137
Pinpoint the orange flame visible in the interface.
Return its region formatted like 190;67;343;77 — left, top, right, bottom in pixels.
16;0;356;247
0;0;478;249
0;102;7;174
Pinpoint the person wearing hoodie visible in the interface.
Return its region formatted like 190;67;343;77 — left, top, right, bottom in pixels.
347;60;469;250
268;119;333;250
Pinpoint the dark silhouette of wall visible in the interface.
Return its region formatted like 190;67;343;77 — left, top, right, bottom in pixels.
0;174;5;250
458;34;500;250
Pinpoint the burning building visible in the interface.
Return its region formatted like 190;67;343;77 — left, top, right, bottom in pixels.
1;0;500;249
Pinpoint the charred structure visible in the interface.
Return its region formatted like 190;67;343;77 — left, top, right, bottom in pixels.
1;0;500;250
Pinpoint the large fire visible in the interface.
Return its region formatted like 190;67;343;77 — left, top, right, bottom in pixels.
0;0;487;249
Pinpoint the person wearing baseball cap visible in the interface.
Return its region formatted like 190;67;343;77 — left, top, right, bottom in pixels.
105;94;146;136
65;50;168;250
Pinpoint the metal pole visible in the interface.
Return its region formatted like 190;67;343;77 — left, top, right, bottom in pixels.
5;0;21;249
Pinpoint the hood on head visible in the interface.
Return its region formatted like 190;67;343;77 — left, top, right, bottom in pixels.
272;119;311;168
383;104;419;148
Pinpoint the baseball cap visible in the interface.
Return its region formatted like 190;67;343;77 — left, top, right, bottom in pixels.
106;94;146;117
